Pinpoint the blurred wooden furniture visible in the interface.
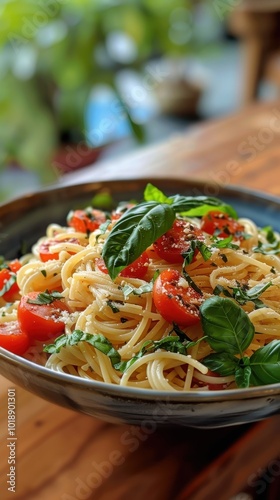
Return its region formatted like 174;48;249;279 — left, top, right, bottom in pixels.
229;1;280;103
1;99;280;499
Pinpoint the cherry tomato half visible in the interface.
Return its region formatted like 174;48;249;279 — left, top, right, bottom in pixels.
96;251;149;280
200;211;244;239
152;269;202;326
38;238;79;262
18;292;70;341
0;259;21;302
153;220;205;264
67;208;107;233
0;321;30;355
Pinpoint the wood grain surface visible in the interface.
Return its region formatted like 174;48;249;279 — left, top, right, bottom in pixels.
1;99;280;500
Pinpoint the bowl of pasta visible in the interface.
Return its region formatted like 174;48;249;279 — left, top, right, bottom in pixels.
1;178;280;428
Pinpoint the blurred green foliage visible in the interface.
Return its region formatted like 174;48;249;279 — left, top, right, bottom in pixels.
0;0;212;182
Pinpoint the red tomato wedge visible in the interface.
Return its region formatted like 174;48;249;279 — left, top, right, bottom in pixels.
200;210;244;239
153;219;205;263
152;269;202;326
18;292;70;341
96;251;149;279
67;208;107;233
0;321;30;355
0;259;21;302
38;238;79;262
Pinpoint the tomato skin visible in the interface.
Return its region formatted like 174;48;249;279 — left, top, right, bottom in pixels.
38;238;79;262
18;292;69;341
200;211;244;239
152;269;201;326
153;220;205;264
0;321;30;355
0;260;21;302
96;251;149;279
67;209;107;233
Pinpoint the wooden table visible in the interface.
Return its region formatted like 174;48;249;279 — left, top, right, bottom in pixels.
1;100;280;500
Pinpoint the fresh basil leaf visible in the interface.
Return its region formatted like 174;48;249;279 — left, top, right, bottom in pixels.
170;195;238;219
144;183;172;204
249;340;280;385
44;330;121;367
0;274;16;297
27;290;63;305
200;296;255;355
235;360;251;388
202;352;239;376
102;201;175;280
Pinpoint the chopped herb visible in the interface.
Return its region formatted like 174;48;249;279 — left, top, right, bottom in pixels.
122;271;159;299
0;275;16;297
115;335;204;373
27;290;64;305
44;330;121;367
213;281;272;309
106;300;120;313
219;253;228;263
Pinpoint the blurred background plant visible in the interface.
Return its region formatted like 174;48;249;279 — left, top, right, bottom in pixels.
0;0;228;199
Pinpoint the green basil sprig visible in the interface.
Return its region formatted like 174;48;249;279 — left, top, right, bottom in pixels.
200;296;280;387
214;281;272;310
44;330;121;367
27;290;64;305
102;183;238;280
0;275;17;297
44;329;203;375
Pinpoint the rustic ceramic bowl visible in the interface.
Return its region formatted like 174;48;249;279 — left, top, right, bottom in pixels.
1;178;280;428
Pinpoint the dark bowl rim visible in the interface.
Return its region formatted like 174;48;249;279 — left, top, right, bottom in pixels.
1;177;280;403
